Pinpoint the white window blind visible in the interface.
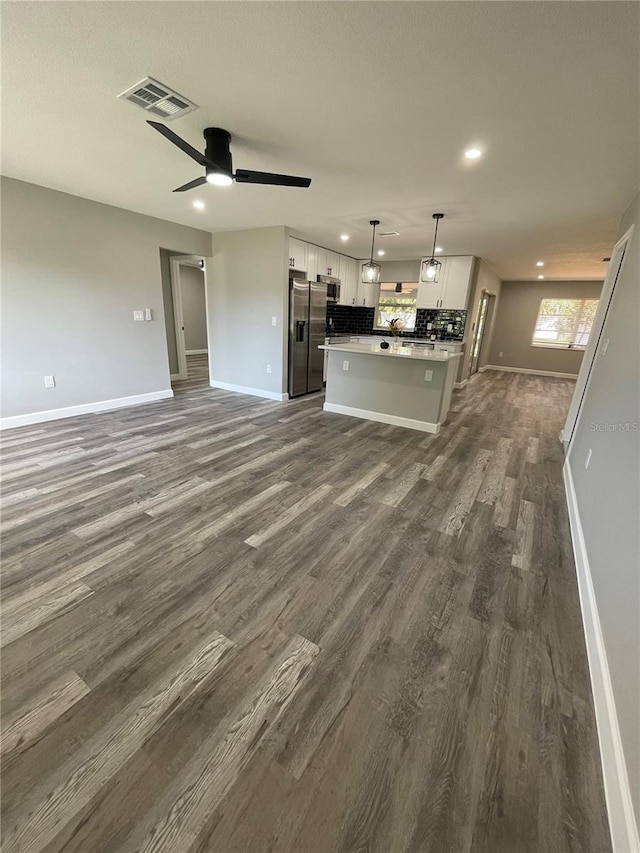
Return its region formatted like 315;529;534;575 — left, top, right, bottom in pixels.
532;298;599;349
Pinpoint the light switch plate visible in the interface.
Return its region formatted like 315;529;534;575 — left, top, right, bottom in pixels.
44;375;56;388
144;308;152;321
424;369;433;382
271;316;277;327
585;448;593;469
602;338;610;355
342;360;349;371
133;310;145;322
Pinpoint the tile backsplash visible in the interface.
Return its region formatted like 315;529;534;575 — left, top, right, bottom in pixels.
326;304;466;341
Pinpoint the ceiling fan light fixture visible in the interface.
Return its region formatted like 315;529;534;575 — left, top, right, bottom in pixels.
421;213;445;283
206;171;233;186
362;220;382;284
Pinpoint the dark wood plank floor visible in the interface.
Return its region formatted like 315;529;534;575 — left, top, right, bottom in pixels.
0;371;611;853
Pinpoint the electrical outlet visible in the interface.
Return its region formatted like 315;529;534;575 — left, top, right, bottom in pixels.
271;316;277;327
602;338;610;355
44;375;56;388
499;351;504;358
133;310;145;322
424;369;433;382
342;360;349;371
266;364;272;374
585;448;593;469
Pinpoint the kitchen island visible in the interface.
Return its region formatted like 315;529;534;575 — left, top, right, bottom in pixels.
319;341;462;433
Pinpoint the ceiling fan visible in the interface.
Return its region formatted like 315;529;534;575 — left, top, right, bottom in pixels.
147;121;312;192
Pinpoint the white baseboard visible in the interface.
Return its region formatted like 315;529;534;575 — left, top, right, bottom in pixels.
185;349;208;355
482;365;578;379
454;379;468;390
563;461;640;853
323;402;440;434
209;380;287;402
0;389;174;430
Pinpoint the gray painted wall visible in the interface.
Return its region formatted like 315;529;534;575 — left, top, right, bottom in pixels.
207;226;288;396
567;191;640;829
160;248;181;375
487;279;603;374
1;177;211;418
181;265;207;351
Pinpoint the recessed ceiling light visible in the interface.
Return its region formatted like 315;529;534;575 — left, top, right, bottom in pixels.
378;250;386;256
340;234;350;241
536;261;544;267
192;200;205;209
538;274;545;279
464;148;482;159
435;247;443;254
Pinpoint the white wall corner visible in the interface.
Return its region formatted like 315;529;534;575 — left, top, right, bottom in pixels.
563;461;640;853
0;389;174;430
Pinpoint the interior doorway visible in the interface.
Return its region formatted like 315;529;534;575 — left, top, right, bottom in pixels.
167;255;210;389
562;226;632;449
468;290;495;378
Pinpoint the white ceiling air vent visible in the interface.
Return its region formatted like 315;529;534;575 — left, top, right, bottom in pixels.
379;230;400;237
117;77;198;121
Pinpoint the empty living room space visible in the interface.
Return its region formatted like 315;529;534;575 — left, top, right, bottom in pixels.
1;2;639;852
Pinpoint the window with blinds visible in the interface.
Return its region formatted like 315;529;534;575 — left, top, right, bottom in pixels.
531;298;599;349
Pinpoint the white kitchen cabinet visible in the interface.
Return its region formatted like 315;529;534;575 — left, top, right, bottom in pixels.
339;256;358;305
357;279;380;308
441;257;475;309
416;267;445;309
306;242;318;283
289;238;308;273
417;256;475;310
316;248;328;277
326;251;340;277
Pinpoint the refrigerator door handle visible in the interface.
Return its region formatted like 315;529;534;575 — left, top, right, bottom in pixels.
296;319;306;342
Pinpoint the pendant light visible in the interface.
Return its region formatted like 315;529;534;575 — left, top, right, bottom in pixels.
421;213;445;283
361;220;381;283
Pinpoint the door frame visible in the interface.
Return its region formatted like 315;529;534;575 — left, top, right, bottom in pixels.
562;224;633;450
169;255;208;381
468;289;496;378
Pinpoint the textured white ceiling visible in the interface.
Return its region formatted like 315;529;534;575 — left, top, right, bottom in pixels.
2;1;638;279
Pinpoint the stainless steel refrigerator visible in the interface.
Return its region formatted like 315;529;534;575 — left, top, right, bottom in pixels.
288;273;327;397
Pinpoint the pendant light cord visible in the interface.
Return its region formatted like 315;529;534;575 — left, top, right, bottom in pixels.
431;217;440;261
370;221;377;263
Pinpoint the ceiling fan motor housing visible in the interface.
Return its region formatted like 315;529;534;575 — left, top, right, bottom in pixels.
203;127;232;176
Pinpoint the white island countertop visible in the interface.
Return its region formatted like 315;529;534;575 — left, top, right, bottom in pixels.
319;341;463;362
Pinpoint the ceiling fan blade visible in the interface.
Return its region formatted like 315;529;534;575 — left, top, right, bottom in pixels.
172;176;208;193
234;169;311;188
147;121;218;169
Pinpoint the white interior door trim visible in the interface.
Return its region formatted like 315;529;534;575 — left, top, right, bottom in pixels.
562;225;633;451
169;255;207;381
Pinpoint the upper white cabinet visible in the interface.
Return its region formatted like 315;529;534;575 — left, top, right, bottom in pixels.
289;238;308;273
339;256;358;305
442;257;475;309
306;243;318;283
417;256;475;310
288;237;360;301
357;264;380;307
